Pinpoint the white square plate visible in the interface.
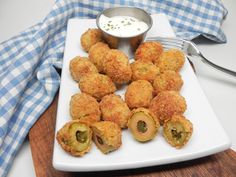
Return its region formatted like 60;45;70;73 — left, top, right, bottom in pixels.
53;14;231;171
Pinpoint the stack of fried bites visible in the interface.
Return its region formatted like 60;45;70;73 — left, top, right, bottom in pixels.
56;28;193;157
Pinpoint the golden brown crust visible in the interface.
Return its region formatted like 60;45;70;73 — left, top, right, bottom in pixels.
153;70;183;95
79;73;116;101
163;114;193;148
56;120;92;156
125;80;154;109
70;93;101;125
100;94;131;129
149;91;187;125
91;121;122;154
128;108;160;142
134;41;163;63
154;49;185;73
69;56;98;82
88;42;110;73
103;49;132;84
131;60;160;83
80;28;104;52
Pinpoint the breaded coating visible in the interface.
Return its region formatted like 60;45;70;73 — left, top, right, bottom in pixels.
125;80;154;109
163;115;193;148
154;49;185;73
88;42;110;73
131;60;160;83
103;49;132;84
56;120;92;156
149;91;187;125
70;93;101;125
91;121;122;154
81;28;104;52
100;94;131;129
135;41;163;63
69;56;98;82
79;73;116;100
153;70;183;94
128;108;160;142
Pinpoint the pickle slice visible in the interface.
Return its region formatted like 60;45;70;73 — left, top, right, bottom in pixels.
76;130;88;143
56;120;92;156
163;115;193;148
137;120;148;133
128;108;160;142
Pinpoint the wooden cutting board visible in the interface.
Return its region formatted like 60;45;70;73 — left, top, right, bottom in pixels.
29;94;236;177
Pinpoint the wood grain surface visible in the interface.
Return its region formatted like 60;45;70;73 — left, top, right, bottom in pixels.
29;95;236;177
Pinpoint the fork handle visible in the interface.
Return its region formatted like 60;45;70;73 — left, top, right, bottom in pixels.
198;53;236;77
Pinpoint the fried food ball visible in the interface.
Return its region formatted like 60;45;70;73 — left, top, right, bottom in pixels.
70;93;101;125
56;120;92;156
154;49;185;73
149;91;187;125
91;121;122;154
69;56;98;82
100;94;131;129
153;70;183;94
79;73;116;100
80;28;104;52
88;42;110;73
135;41;163;63
103;49;132;84
131;60;160;83
128;108;160;142
125;80;154;109
163;114;193;148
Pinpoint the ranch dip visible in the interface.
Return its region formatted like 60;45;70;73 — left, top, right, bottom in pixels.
99;15;149;37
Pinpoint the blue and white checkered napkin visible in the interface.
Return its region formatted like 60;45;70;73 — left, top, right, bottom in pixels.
0;0;227;176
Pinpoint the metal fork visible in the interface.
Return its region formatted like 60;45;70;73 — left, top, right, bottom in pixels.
146;37;236;77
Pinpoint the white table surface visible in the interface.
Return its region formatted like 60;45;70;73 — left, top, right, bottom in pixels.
0;0;236;177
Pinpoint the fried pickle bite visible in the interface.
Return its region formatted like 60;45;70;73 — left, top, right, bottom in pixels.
103;49;132;84
100;94;131;129
149;91;187;125
135;41;163;63
69;56;98;82
91;121;122;154
56;120;92;156
154;49;185;73
70;93;101;125
125;80;154;109
163;115;193;148
79;73;116;100
81;28;104;52
88;42;110;73
153;70;183;94
128;108;160;142
131;60;160;83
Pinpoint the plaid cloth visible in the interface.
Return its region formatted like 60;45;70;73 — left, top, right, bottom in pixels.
0;0;227;176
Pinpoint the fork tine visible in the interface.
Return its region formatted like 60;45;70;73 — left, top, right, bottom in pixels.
145;37;184;50
159;41;183;50
162;45;181;50
147;36;181;42
146;40;183;50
